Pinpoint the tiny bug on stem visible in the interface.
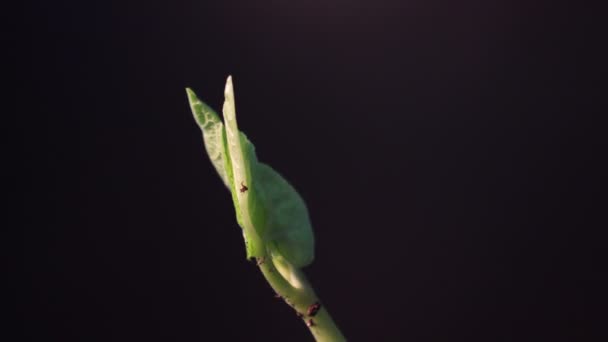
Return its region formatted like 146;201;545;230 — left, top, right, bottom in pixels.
307;302;321;317
256;256;265;266
239;182;248;193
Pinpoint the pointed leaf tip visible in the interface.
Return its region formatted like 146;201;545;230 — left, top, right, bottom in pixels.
186;88;199;105
225;76;234;97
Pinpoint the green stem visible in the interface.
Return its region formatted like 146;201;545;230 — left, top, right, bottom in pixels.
257;253;346;342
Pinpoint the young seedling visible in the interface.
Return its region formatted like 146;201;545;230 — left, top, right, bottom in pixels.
186;76;346;342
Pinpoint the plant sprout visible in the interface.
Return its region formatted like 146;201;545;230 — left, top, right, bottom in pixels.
186;76;346;342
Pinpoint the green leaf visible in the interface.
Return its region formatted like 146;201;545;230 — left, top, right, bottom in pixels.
187;77;314;266
254;163;315;267
231;111;315;267
186;88;230;188
187;87;256;257
221;77;264;258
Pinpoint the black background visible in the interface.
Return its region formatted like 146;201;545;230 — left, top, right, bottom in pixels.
9;1;603;341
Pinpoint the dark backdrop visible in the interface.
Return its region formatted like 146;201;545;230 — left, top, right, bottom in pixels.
9;1;602;341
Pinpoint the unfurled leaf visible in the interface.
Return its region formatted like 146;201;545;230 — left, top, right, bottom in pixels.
187;76;314;266
254;163;314;267
186;88;229;187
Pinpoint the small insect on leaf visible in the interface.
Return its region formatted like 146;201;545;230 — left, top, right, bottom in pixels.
239;181;248;193
256;256;265;266
307;302;322;317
